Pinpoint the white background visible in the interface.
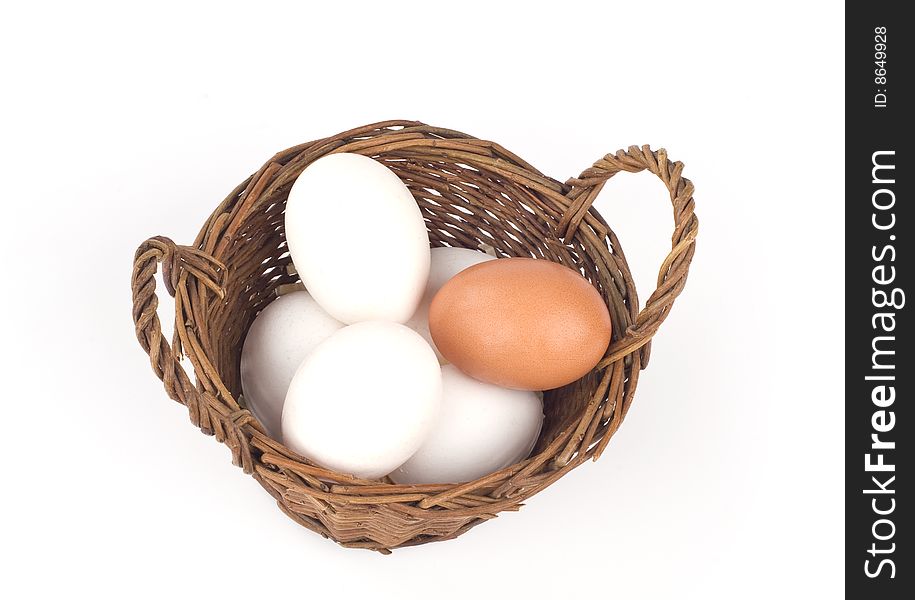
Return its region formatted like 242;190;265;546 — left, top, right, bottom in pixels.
0;1;843;598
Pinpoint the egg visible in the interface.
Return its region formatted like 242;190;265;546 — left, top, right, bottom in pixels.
284;153;430;324
404;246;495;363
389;365;543;484
429;257;612;391
240;291;343;439
281;321;442;479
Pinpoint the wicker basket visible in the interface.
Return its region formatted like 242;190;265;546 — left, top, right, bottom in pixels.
131;120;698;552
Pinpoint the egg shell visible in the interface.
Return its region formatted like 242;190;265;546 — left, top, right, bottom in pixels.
390;364;543;485
284;153;431;324
240;291;343;439
404;246;495;363
281;321;442;480
429;257;612;391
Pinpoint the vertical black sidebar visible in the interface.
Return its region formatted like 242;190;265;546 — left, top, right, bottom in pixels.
846;2;911;596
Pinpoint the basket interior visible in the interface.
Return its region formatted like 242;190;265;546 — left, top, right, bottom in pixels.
196;149;636;467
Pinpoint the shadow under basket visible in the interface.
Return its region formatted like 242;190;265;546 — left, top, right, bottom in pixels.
131;120;699;553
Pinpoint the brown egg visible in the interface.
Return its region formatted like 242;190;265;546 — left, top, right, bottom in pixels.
429;257;612;391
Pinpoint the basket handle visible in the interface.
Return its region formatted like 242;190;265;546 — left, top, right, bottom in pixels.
558;145;699;369
131;236;226;407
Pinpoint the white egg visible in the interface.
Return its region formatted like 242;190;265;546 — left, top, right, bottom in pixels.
282;321;442;479
284;153;430;324
404;246;495;363
240;291;343;439
390;364;543;485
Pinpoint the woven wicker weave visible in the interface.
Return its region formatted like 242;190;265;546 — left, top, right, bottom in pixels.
131;120;698;552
